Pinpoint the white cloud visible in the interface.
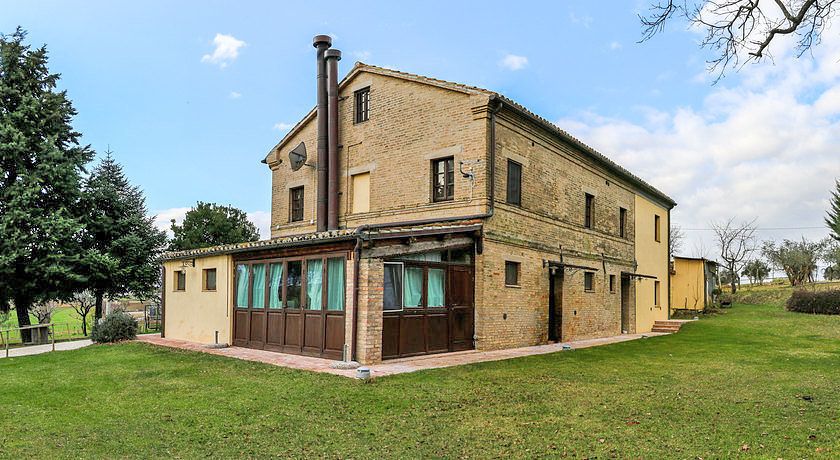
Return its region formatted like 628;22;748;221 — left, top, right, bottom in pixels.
150;207;191;237
569;11;593;28
151;207;270;240
609;41;622;51
229;91;242;99
555;35;840;258
247;211;271;239
273;122;293;132
499;54;528;71
201;33;246;69
353;50;372;62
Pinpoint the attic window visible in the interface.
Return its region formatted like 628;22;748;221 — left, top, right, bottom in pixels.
354;87;370;123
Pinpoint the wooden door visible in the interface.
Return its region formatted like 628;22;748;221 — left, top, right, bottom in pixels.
448;265;474;352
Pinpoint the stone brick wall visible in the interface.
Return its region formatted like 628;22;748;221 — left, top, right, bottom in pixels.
267;69;490;238
354;256;384;364
478;111;642;349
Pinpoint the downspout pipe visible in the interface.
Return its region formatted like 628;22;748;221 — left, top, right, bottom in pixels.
350;224;369;363
325;48;341;230
313;35;331;232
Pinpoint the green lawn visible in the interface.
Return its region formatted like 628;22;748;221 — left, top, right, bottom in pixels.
1;304;838;458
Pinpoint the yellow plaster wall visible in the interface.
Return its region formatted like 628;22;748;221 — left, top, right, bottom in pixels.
670;258;706;311
163;254;233;344
634;195;669;333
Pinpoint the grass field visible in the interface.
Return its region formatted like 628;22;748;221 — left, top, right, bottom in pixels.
1;303;838;458
733;280;840;307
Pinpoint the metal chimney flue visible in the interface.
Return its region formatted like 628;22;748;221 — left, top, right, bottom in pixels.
325;48;341;231
313;35;331;232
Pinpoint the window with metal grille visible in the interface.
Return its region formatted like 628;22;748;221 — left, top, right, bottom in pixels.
584;272;594;292
354;87;370;123
506;160;522;206
505;261;520;286
289;186;304;222
584;193;594;229
432;157;454;202
619;207;627;238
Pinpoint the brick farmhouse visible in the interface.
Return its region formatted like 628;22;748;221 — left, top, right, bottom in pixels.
161;37;675;365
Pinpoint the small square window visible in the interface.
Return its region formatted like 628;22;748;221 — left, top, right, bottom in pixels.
584;272;594;292
609;274;616;293
290;186;304;222
354;87;370;123
203;268;217;291
174;270;186;292
505;261;520;286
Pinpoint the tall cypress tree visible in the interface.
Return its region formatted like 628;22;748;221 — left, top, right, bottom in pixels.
827;179;840;242
0;28;92;339
80;152;167;319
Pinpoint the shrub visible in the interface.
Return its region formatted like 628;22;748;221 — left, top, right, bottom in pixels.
91;311;138;343
786;289;840;315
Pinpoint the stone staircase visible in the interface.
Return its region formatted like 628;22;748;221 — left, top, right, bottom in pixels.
651;320;690;333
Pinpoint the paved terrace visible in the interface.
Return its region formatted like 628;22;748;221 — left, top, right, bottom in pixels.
137;331;671;379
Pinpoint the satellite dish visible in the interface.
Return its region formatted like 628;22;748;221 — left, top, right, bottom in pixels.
289;142;307;171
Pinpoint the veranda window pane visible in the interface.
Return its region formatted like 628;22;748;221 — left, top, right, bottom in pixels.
404;266;423;308
326;257;345;311
427;268;445;307
235;264;249;308
286;261;302;308
268;263;283;309
383;263;402;311
252;264;266;308
307;259;323;310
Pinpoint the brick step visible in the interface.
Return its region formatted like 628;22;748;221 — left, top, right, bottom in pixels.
651;320;685;333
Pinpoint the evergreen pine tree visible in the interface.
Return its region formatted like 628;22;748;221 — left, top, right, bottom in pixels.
0;28;93;340
827;179;840;242
80;152;167;319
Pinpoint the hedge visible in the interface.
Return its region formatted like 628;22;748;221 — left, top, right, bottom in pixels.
786;289;840;315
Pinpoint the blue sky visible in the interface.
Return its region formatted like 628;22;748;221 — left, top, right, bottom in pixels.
4;0;840;262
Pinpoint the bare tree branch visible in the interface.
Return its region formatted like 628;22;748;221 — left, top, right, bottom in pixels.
712;217;758;293
641;0;838;81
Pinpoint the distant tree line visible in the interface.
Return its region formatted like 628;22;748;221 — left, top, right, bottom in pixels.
707;179;840;293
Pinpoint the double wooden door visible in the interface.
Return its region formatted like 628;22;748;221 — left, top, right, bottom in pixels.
382;265;474;359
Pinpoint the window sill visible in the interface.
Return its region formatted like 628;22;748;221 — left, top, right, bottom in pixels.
505;284;521;288
202;289;217;293
584;289;595;293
